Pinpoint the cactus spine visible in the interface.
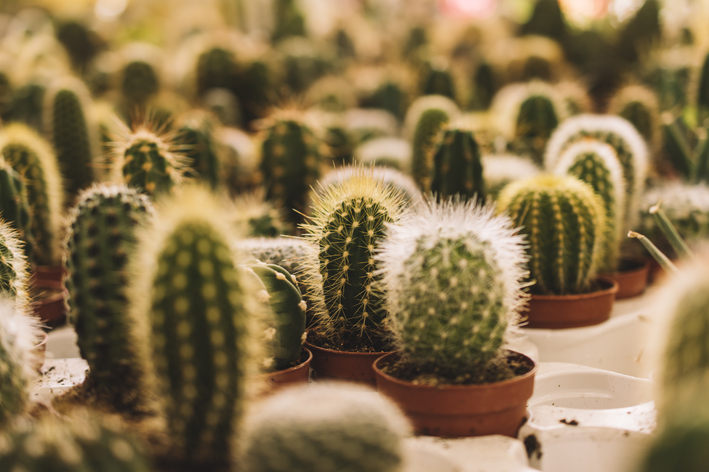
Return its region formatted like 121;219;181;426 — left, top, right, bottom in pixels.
378;199;528;379
63;184;155;414
497;174;606;295
301;169;406;333
553;140;626;273
430;124;485;201
317;166;421;209
0;221;30;308
0;158;33;259
242;383;411;472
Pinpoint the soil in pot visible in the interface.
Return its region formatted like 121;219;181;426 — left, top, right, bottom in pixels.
259;347;312;394
600;256;650;300
374;350;537;438
31;279;68;328
522;276;619;329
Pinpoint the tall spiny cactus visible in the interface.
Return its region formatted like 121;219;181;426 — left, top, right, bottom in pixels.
62;184;155;415
607;84;661;154
411;105;451;193
175;111;220;189
553;140;626;273
260;111;323;221
0;157;33;259
301;169;407;334
430;123;485;201
44;76;97;203
131;186;260;470
0;221;30;308
0;123;64;266
497;174;606;295
242;383;411;472
377;199;528;380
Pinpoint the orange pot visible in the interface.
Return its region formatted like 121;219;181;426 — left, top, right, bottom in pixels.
259;347;312;393
31;279;68;327
32;265;66;284
601;256;650;300
522;276;618;329
305;341;391;387
374;350;537;438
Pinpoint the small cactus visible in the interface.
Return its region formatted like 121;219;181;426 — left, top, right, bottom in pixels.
118;43;162;107
607;84;661;154
497;174;606;295
377;198;528;378
0;221;30;308
231;191;291;238
0;158;33;259
553;140;626;273
430;123;485;201
272;0;306;41
403;94;459;140
196;45;239;97
240;237;314;277
174;111;220;189
241;383;411;472
411;107;451;193
421;57;456;100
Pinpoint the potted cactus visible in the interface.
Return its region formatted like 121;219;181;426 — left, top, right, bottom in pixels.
373;197;536;437
497;174;618;328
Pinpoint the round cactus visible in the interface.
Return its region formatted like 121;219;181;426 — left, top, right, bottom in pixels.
553;140;626;273
63;184;155;415
377;198;528;377
0;158;33;259
241;383;411;472
430;123;485;202
0;221;30;308
497;174;606;295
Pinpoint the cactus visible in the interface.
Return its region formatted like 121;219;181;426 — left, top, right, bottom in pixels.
56;20;99;72
553;140;626;273
355;137;411;172
0;158;34;259
344;108;399;143
520;0;566;41
410;104;453;192
0;409;151;471
469;61;497;111
231;191;291;237
272;0;306;42
404;95;460;140
430;123;485;201
0;123;65;266
421;57;456;100
121;60;160;106
175;111;220;189
301;169;407;334
244;261;306;370
377;198;528;380
8;82;46;133
242;383;411;472
259;111;323;221
482;154;540;199
641;423;709;472
607;84;661;153
241;237;314;277
660;113;709;184
214;127;260;195
196;46;239;96
497;174;606;295
202;88;242;127
44;76;97;203
277;38;335;95
0;220;31;308
62;184;155;415
132;186;259;470
544;114;649;231
368;80;407;121
316;166;421;209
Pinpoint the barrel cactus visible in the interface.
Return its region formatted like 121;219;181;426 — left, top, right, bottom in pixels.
0;158;33;259
497;174;606;295
553;140;626;273
62;184;155;415
0;123;64;266
377;198;528;381
0;221;30;307
430;123;485;202
241;383;411;472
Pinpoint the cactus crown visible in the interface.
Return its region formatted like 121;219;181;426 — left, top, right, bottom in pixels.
0;221;30;308
607;84;660;151
403;94;460;140
553;140;626;273
316;166;421;209
0;123;64;266
497;174;606;295
242;383;411;472
430;121;485;201
377;198;528;377
301;168;407;334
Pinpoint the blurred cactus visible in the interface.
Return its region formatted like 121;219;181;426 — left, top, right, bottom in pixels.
277;38;335;95
56;20;101;73
355;137;411;172
421;57;456;101
231;191;291;237
430;123;484;202
241;237;313;277
520;0;566;42
607;84;661;154
469;61;497;111
121;60;160;107
0;221;30;307
202;88;242;127
497;174;606;295
616;0;660;64
9;81;46;133
196;45;239;97
175;111;220;189
214;127;260;194
272;0;306;42
482;154;540;199
0;158;33;259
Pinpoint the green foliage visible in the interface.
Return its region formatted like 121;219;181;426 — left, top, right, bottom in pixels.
497;174;606;295
430;125;484;201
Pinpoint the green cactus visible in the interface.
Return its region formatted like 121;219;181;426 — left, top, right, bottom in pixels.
121;60;160;106
520;0;566;41
175;111;220;189
272;0;306;42
231;191;291;238
553;140;626;273
0;409;151;471
0;219;31;308
430;124;485;201
642;424;709;472
301;169;406;334
56;20;99;72
410;105;453;193
421;57;456;101
277;38;335;95
469;61;497;111
8;82;46;133
368;81;407;121
133;186;258;470
260;112;323;221
44;77;97;203
497;174;606;295
242;383;411;472
0;158;34;260
0;123;65;266
607;85;661;153
0;70;13;122
196;45;239;97
316;166;421;208
63;184;155;415
241;237;313;277
244;261;306;370
113;126;187;197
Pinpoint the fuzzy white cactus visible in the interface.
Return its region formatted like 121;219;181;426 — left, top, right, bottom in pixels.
482;154;540;198
354;137;412;172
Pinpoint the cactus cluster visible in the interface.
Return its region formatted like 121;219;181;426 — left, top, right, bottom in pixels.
377;199;528;379
497;174;606;295
241;383;411;472
63;184;155;415
430;123;485;202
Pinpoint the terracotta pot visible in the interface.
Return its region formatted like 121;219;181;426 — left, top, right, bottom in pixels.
31;332;48;372
522;276;619;329
31;279;68;327
374;350;537;438
305;341;391;387
600;256;650;300
32;265;66;284
259;347;312;393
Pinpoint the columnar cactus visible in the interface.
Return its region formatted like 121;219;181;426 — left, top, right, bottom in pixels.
175;111;220;189
430;124;485;201
0;409;151;471
421;57;456;100
131;186;259;470
377;199;528;378
469;61;497;111
0;221;30;307
240;237;314;277
63;184;155;414
242;383;411;472
301;169;407;333
44;76;97;202
244;261;306;370
259;111;323;220
196;45;239;96
0;158;33;258
316;166;421;209
544;114;649;230
121;59;160;106
497;174;606;295
411;107;451;192
607;85;661;153
403;94;459;140
0;123;64;266
553;140;626;273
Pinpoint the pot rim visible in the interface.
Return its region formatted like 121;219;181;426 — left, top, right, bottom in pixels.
270;346;313;376
529;275;618;301
304;339;394;357
373;349;538;391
